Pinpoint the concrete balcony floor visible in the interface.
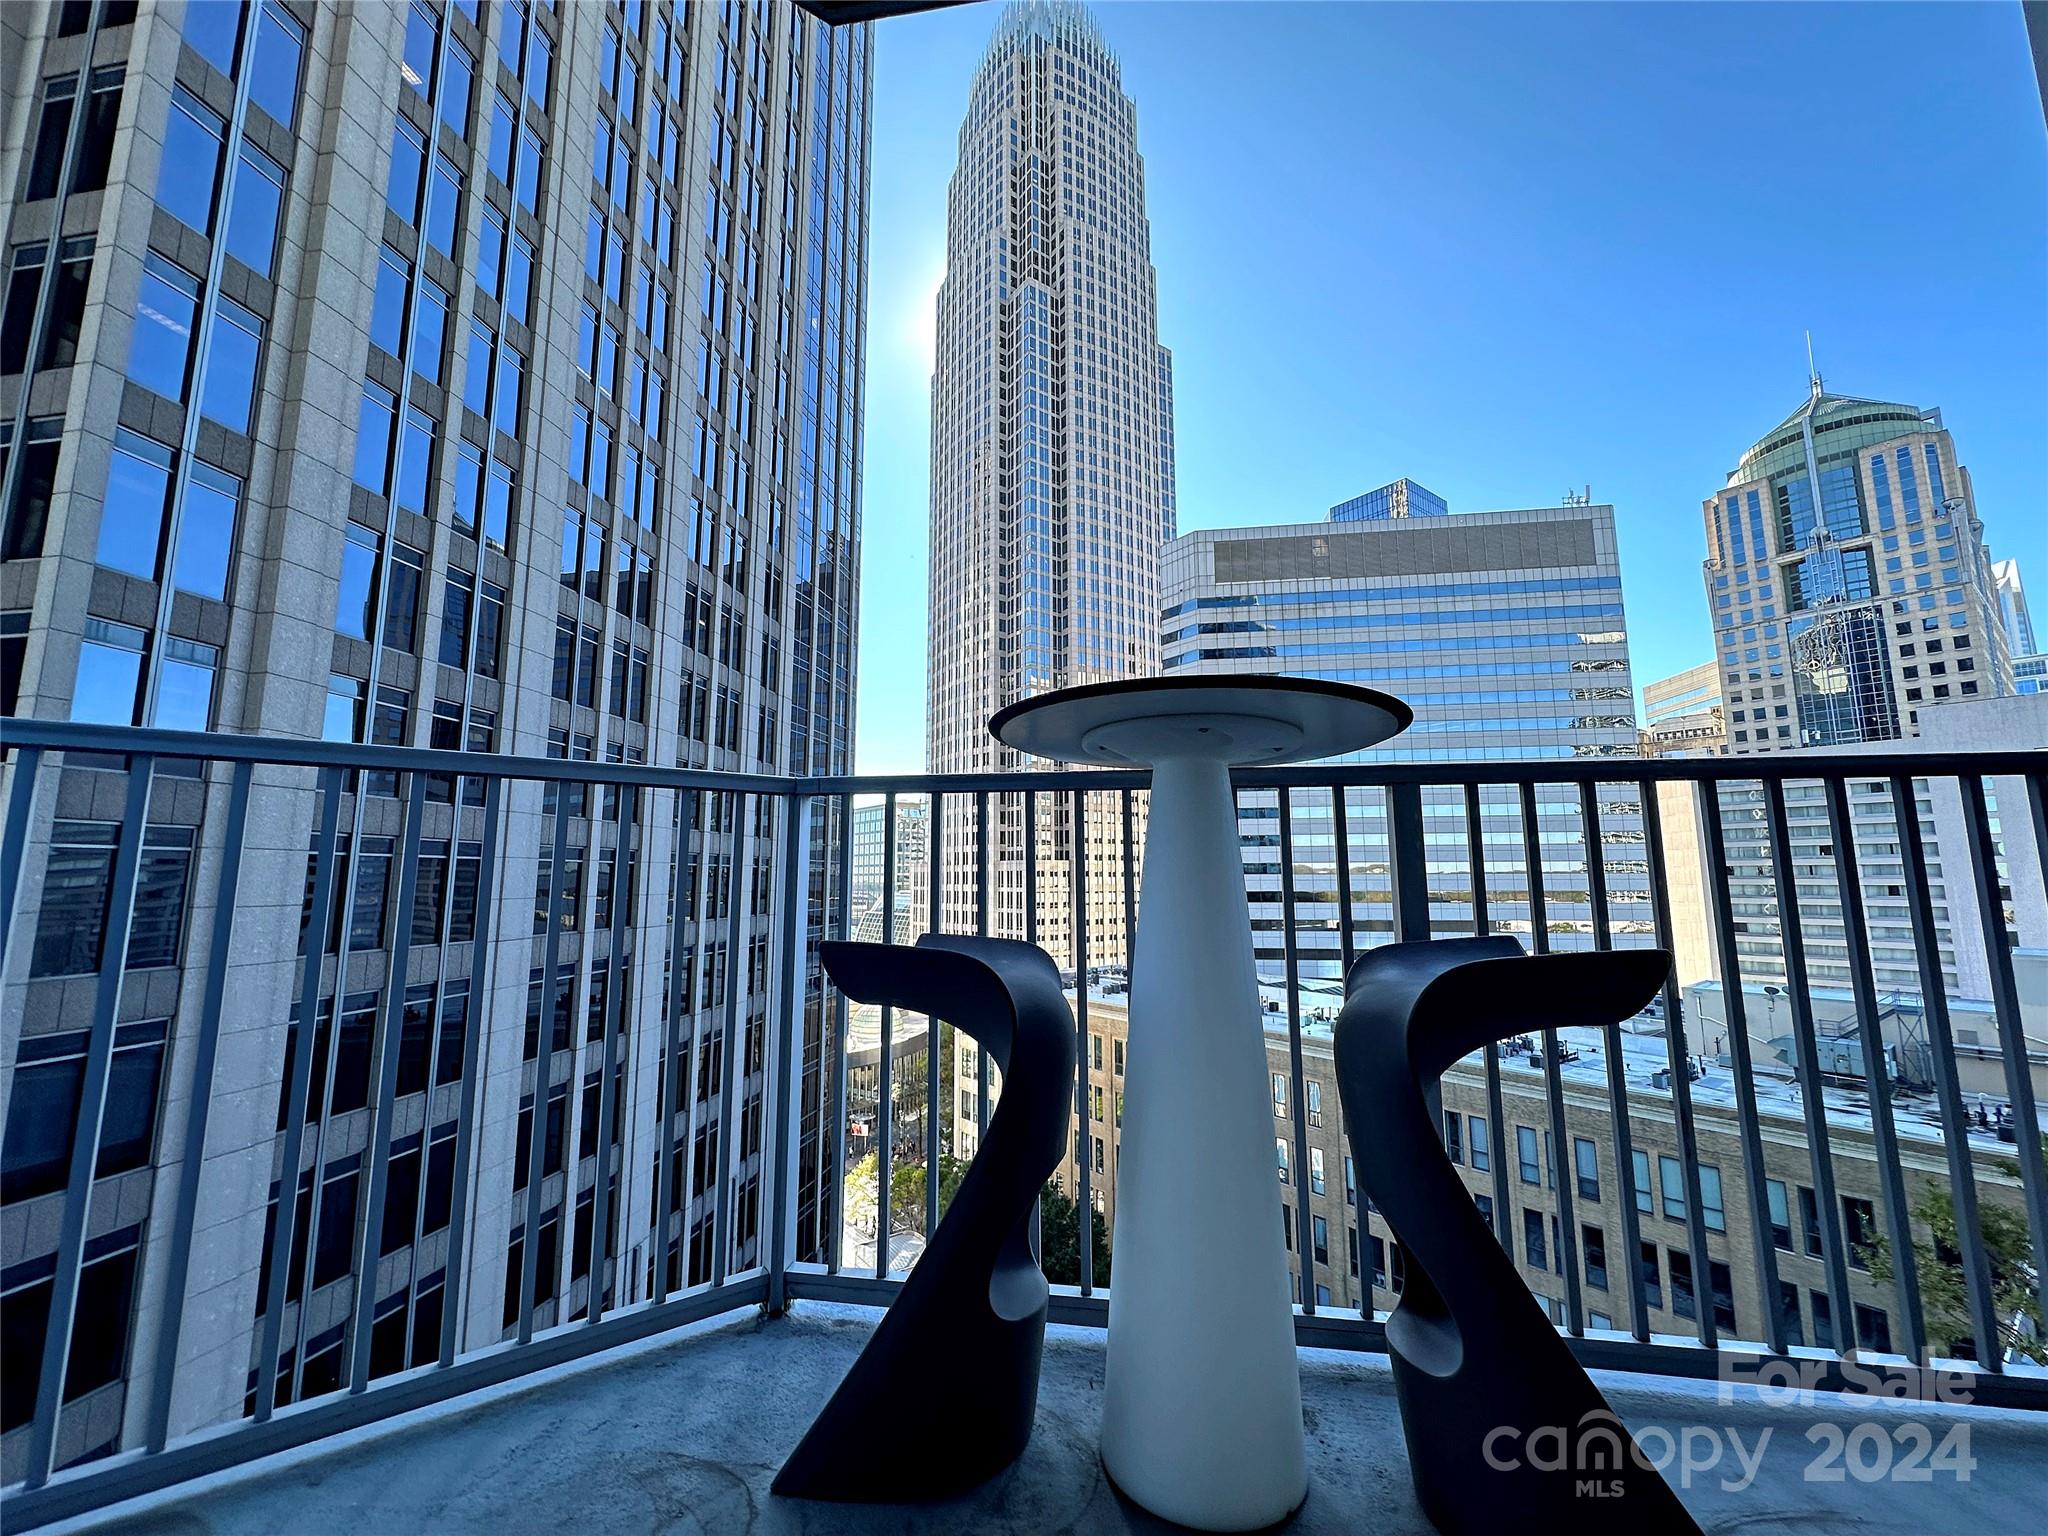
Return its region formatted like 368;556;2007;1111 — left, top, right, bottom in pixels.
61;1302;2048;1536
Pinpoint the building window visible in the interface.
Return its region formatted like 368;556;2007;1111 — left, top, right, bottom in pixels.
225;144;287;279
72;618;147;725
157;87;225;234
1271;1073;1286;1118
1309;1147;1325;1197
96;428;174;580
1797;1185;1824;1257
1668;1249;1696;1320
1442;1110;1462;1164
201;297;264;434
1699;1163;1726;1233
1658;1153;1687;1221
1516;1125;1539;1185
1854;1302;1892;1354
26;821;196;978
1638;1241;1662;1309
174;462;241;601
335;522;380;640
353;380;397;493
1311;1215;1328;1267
128;253;200;399
1523;1208;1547;1271
1842;1196;1877;1270
1582;1224;1607;1290
1275;1138;1289;1185
1574;1136;1599;1201
247;0;305;130
2;1023;169;1202
0;1227;142;1435
1467;1115;1489;1172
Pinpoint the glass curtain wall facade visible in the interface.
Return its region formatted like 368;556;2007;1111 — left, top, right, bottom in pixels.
925;0;1176;963
0;0;867;1476
1159;503;1645;981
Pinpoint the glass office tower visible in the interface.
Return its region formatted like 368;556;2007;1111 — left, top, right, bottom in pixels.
0;0;868;1475
925;0;1176;962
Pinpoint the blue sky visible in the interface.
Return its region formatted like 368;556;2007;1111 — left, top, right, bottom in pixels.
853;1;2048;773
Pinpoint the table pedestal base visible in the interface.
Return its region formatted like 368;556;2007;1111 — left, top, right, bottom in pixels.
1098;751;1308;1532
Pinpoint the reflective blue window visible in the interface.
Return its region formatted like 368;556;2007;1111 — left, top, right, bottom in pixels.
73;618;147;725
504;237;533;325
201;297;263;434
154;636;218;730
414;280;448;385
441;42;474;138
96;429;174;580
371;246;409;356
156;89;223;235
452;440;484;537
493;344;522;437
1896;448;1922;521
464;322;491;415
516;128;542;215
1922;444;1945;508
128;254;198;399
425;156;462;259
484;457;512;552
248;2;304;130
353;380;396;492
224;145;285;278
396;407;435;514
489;92;516;182
1869;453;1894;531
173;462;240;601
403;2;438;98
478;206;506;299
335;523;380;640
180;0;242;72
387;121;427;224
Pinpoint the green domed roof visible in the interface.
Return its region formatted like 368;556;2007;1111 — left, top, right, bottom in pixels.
1732;389;1936;485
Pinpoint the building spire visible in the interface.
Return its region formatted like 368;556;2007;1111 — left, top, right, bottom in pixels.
1805;329;1823;399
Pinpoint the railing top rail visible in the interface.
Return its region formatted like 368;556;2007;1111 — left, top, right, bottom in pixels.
0;718;784;792
2;717;2040;794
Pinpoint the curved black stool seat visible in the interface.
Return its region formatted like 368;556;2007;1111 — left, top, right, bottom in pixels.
773;933;1077;1501
1334;936;1702;1533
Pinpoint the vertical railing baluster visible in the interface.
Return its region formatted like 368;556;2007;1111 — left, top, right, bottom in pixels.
1278;791;1315;1312
1466;784;1512;1263
828;792;853;1274
976;789;991;1140
876;792;896;1277
1074;787;1093;1296
650;790;686;1304
766;791;810;1313
1584;781;1646;1340
1763;778;1853;1346
1518;783;1583;1336
146;759;252;1450
1824;774;1926;1361
679;789;718;1291
1387;782;1428;943
439;773;502;1365
257;767;344;1420
587;785;639;1322
1333;785;1356;972
1692;779;1783;1353
710;793;750;1285
926;791;943;1238
0;744;44;971
350;771;429;1388
1025;788;1041;1262
1642;778;1715;1349
1890;776;2001;1369
23;753;156;1487
1958;773;2048;1335
518;785;573;1343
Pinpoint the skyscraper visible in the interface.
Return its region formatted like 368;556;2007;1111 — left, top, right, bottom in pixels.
1696;383;2011;999
1702;382;2009;755
925;0;1176;958
0;0;868;1470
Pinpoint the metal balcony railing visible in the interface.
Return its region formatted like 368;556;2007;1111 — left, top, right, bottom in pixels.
0;717;2042;1529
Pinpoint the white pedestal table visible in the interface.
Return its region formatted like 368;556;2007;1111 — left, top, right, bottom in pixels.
990;676;1412;1531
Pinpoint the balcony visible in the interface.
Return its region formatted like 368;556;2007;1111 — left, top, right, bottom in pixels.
0;718;2043;1530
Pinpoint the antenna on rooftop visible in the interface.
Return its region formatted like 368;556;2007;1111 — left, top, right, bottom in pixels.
1806;330;1823;398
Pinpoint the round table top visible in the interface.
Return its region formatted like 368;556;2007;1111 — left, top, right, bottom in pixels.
989;676;1412;768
